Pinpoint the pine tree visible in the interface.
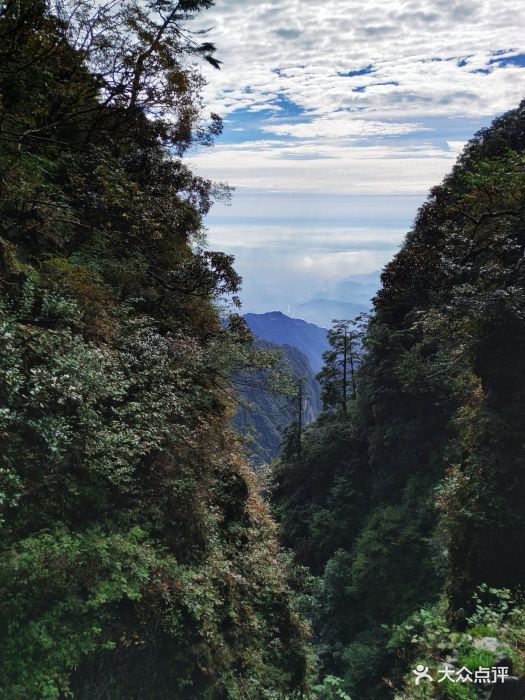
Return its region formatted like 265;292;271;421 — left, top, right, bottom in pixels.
317;316;366;413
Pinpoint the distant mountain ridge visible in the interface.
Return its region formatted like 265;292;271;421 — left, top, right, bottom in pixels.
244;311;329;373
288;270;381;327
294;299;366;327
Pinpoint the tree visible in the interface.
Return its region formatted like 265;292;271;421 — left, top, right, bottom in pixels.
0;0;223;155
0;2;312;696
290;374;310;458
274;100;525;700
276;374;311;461
317;316;366;414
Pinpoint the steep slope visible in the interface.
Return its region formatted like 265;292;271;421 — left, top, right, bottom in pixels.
0;4;310;698
273;100;525;699
244;311;329;373
234;341;321;467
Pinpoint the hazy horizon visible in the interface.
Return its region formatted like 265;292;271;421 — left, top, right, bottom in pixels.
188;0;525;315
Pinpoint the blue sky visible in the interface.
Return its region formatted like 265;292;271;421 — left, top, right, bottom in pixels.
189;1;525;315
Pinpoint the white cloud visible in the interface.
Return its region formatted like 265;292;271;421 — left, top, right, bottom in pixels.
187;0;525;195
209;229;398;313
447;140;468;155
260;117;429;139
293;250;392;277
189;141;460;194
195;0;525;124
184;1;525;310
208;223;405;250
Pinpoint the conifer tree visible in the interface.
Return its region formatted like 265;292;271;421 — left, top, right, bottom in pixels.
317;316;366;413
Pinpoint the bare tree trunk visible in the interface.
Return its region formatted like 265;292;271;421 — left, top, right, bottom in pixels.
297;377;303;457
349;343;357;399
342;332;348;413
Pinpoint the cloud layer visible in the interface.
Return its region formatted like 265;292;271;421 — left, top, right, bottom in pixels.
195;0;525;133
186;1;525;311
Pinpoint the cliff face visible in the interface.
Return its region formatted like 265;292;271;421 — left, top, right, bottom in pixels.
234;340;322;467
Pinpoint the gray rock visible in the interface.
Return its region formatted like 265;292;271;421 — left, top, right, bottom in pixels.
474;637;500;653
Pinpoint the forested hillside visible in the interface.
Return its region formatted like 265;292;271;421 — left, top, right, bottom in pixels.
273;101;525;699
0;2;311;697
234;341;321;468
3;2;525;700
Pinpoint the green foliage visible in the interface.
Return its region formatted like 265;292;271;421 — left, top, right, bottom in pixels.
273;415;369;574
348;505;438;621
273;101;525;699
317;316;366;414
391;588;525;700
341;640;385;698
314;676;352;700
0;2;312;697
387;604;453;659
0;526;157;697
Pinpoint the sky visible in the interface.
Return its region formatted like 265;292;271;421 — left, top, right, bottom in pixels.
188;0;525;316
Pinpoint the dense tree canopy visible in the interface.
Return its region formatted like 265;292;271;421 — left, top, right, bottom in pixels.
0;2;311;697
272;100;525;699
3;3;525;699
